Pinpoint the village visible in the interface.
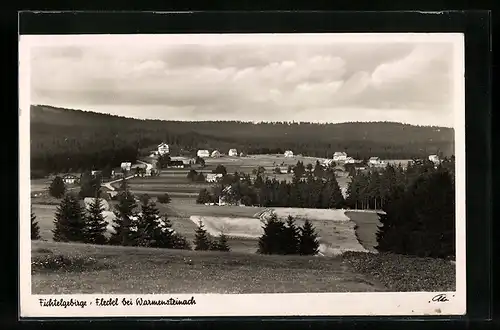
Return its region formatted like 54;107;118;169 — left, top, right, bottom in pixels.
46;141;445;208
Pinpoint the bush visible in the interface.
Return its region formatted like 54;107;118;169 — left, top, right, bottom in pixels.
157;193;171;204
196;188;213;204
49;176;66;198
213;165;227;175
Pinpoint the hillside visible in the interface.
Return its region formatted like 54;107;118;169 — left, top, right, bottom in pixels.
30;105;455;173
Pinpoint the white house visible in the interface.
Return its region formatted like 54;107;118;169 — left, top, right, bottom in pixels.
197;150;210;158
333;152;348;162
369;157;381;166
211;150;221;158
323;159;335;167
120;162;132;171
62;174;78;185
206;173;223;183
428;154;440;163
157;142;170;155
284;150;294;158
228;149;238;157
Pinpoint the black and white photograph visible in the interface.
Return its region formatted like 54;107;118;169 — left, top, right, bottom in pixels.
19;33;466;317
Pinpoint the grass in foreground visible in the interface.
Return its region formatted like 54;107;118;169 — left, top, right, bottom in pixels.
31;241;386;294
341;251;456;292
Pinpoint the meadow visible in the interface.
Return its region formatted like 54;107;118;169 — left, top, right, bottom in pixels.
31;241;387;294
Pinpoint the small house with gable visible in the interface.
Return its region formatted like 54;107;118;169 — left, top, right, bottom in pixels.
228;149;238;157
284;150;294;158
157;142;170;155
197;150;210;158
333;152;348;162
62;174;79;185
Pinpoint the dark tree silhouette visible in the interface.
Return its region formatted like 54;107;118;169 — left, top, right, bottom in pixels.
52;194;86;242
194;221;212;251
83;193;108;245
31;209;41;240
49;176;66;198
298;220;320;255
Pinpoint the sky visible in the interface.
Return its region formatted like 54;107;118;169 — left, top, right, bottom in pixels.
27;34;462;127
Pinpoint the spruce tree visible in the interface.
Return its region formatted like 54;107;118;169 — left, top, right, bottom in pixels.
49;176;66;198
216;233;230;252
282;215;300;254
194;221;212;251
83;193;108;245
257;213;286;254
298;220;320;255
109;188;138;246
136;195;165;247
52;194;86;242
31;209;41;240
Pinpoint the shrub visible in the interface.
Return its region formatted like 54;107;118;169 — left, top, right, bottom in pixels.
213;165;227;175
157;193;171;204
49;176;66;198
196;188;213;204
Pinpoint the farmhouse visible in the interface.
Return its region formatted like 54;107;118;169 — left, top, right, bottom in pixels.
368;157;381;165
157;142;170;155
169;160;185;168
428;154;441;164
62;174;78;185
91;170;102;176
121;162;132;172
333;152;348;162
228;149;238;157
197;150;210;158
206;173;223;183
211;150;221;158
284;150;294;158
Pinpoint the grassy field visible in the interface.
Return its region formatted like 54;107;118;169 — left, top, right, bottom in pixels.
31;240;387;294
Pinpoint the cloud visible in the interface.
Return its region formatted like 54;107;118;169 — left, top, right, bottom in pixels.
29;39;456;126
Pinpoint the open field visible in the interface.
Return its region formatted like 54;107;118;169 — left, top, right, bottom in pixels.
31;240;386;294
255;207;351;222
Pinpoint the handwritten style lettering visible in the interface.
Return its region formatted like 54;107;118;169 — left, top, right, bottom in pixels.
431;294;449;302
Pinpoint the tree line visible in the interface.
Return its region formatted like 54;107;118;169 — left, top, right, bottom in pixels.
33;179;233;252
196;161;346;209
31;105;454;175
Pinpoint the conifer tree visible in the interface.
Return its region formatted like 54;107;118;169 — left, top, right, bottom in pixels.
49;176;66;198
215;233;230;252
52;193;86;242
194;221;212;251
136;195;166;247
109;185;138;246
298;220;320;255
282;215;300;254
83;192;108;245
31;209;41;240
257;213;286;254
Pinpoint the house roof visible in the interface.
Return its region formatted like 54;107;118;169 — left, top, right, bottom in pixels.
158;142;168;147
63;174;78;179
369;157;380;160
334;152;347;156
198;149;209;152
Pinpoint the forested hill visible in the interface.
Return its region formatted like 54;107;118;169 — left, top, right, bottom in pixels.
30;105;454;173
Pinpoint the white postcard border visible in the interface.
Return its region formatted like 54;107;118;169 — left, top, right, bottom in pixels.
19;33;466;318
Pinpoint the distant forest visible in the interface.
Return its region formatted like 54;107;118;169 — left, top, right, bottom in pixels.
30;105;455;175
